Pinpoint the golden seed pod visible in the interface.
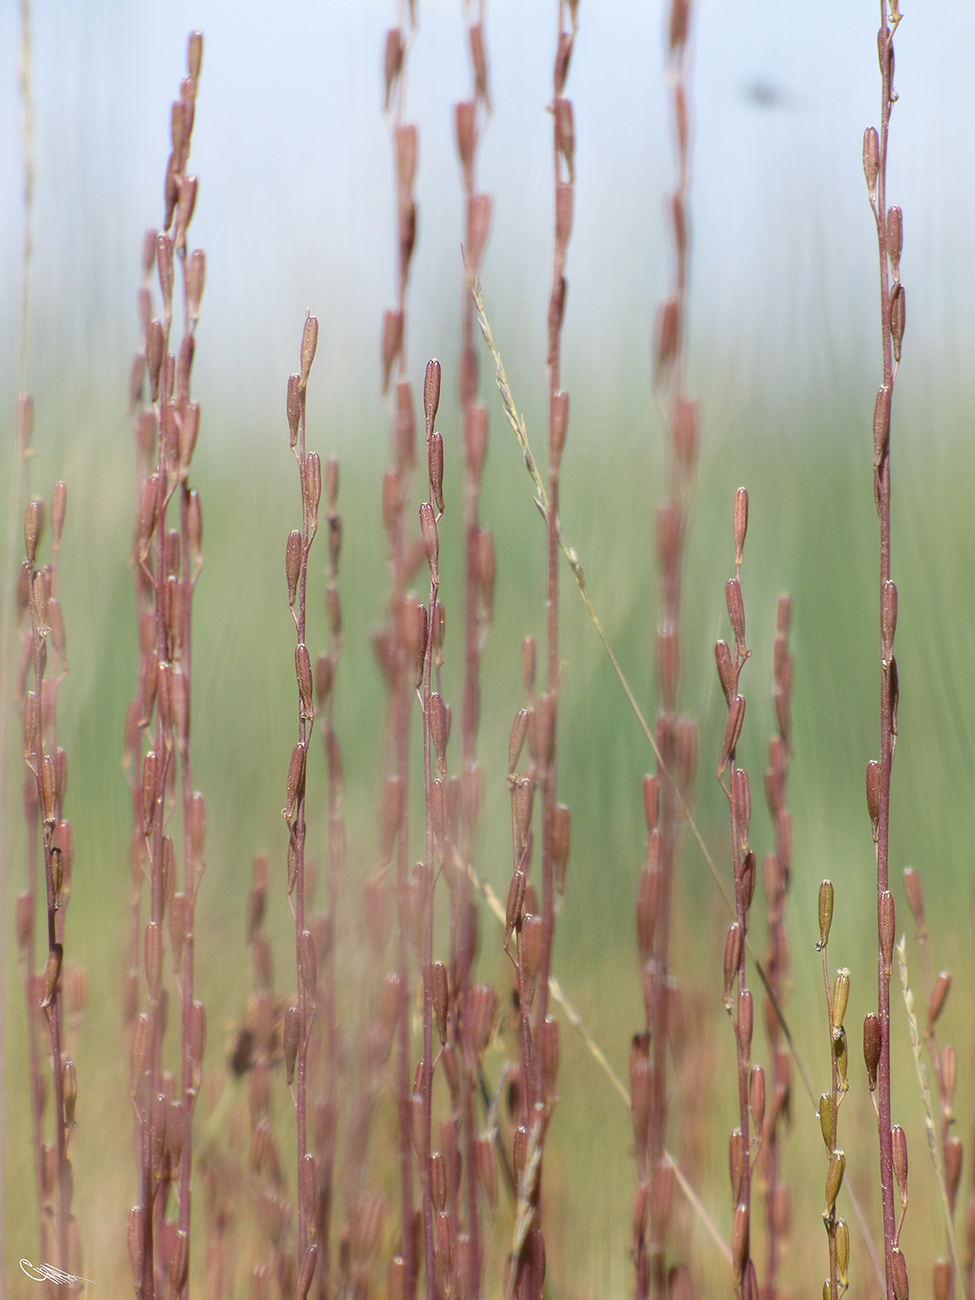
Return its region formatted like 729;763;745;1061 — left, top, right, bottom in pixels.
865;760;881;838
831;969;851;1030
818;1094;835;1151
824;1150;845;1215
836;1218;850;1286
818;880;834;950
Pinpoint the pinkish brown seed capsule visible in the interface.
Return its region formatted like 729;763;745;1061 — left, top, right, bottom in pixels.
718;695;746;778
286;530;302;607
880;890;895;972
726;578;746;653
723;923;742;1006
891;1248;909;1300
714;639;735;705
926;970;950;1028
428;433;444;516
863;1012;881;1090
890;284;906;363
863;126;880;201
903;865;923;925
942;1042;957;1104
655;299;680;381
304;453;322;526
300;315;318;388
733;487;748;567
287;374;302;448
423;358;441;438
886;205;903;277
865;760;881;837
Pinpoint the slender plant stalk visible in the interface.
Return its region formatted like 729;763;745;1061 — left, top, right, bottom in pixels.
816;880;851;1300
715;487;760;1300
454;5;494;1288
283;311;323;1300
2;7;36;1281
126;33;206;1298
862;4;906;1296
633;0;698;1292
759;594;794;1298
380;7;422;1295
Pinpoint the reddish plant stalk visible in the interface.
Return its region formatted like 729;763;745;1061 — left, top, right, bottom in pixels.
759;594;794;1299
283;311;323;1298
862;5;905;1296
634;0;698;1293
454;5;494;1288
817;880;851;1300
19;478;74;1278
380;8;421;1295
418;359;444;1300
311;455;344;1299
127;33;206;1298
715;488;759;1300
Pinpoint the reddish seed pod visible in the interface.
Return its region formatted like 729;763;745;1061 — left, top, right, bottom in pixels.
890;284;906;362
423;358;441;438
749;1064;765;1132
946;1137;963;1210
286;530;302;607
287;373;302;448
890;1247;909;1300
555;182;573;258
738;989;753;1060
865;759;881;837
552;803;570;898
304;453;322;527
903;866;924;925
928;970;951;1028
729;1129;744;1205
723;923;742;1006
718;695;745;778
892;1123;908;1204
383;27;404;109
466;192;492;275
726;578;746;653
519;914;543;1006
554;98;574;179
882;579;898;658
880;890;895;972
731;1203;749;1283
886;204;903;276
507;709;530;775
655;299;680;380
300;314;318;388
550;389;569;468
732;768;751;844
863;1012;882;1090
714;639;735;705
431;961;448;1046
942;1042;957;1105
187;247;205;322
381;309;403;394
419;502;439;582
863;126;880;201
873;385;891;470
733;488;749;567
428;433;444;515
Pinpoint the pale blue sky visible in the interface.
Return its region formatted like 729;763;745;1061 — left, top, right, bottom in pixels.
0;1;971;448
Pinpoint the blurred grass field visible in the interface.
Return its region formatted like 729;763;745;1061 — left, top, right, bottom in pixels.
4;4;975;1295
3;343;974;1294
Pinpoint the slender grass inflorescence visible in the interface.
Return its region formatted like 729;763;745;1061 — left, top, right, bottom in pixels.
759;595;793;1295
862;4;907;1297
282;311;323;1300
817;881;852;1300
715;488;760;1300
311;452;345;1299
379;9;423;1294
453;6;495;1289
901;868;964;1300
633;0;698;1293
123;31;207;1300
17;466;81;1283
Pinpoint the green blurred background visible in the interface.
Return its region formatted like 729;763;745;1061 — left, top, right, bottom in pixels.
3;1;975;1295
